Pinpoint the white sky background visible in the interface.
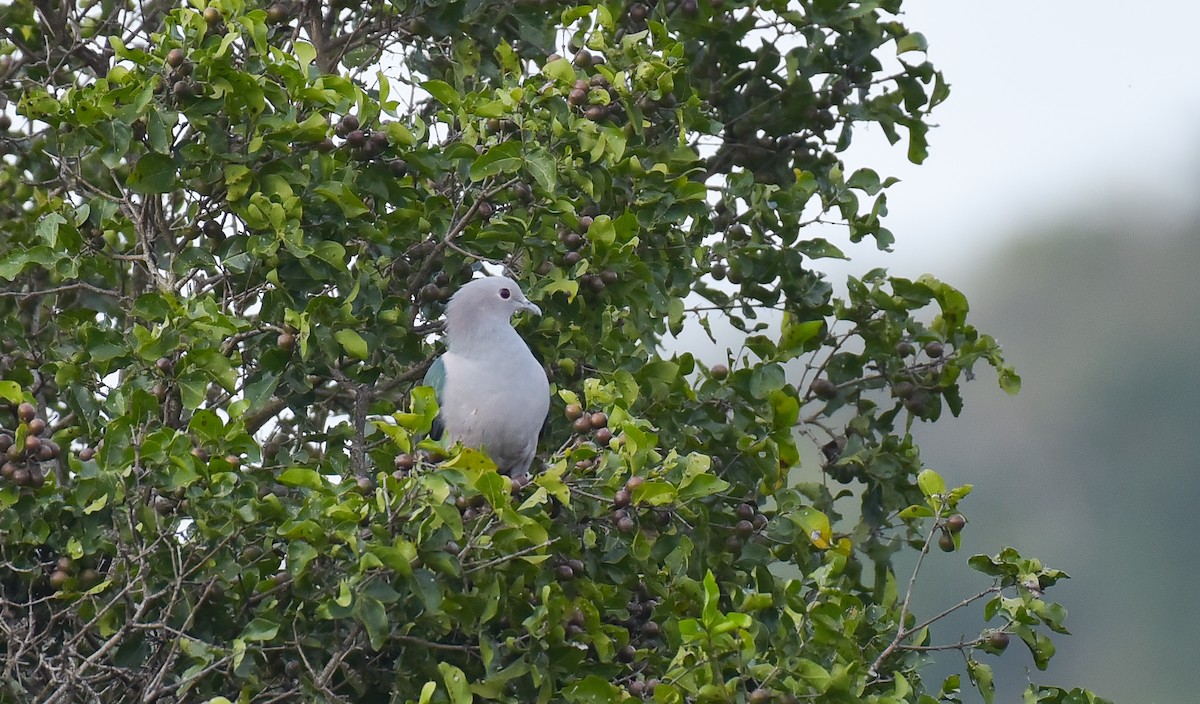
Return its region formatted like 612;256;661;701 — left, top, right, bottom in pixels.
835;0;1200;281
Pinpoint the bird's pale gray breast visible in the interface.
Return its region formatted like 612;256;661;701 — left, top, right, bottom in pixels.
440;350;548;471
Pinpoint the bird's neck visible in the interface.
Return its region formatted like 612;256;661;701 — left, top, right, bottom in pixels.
446;314;524;357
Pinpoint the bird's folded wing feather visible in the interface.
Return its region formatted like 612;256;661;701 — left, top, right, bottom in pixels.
423;355;446;440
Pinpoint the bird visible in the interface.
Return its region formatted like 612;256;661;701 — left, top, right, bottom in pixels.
423;276;550;478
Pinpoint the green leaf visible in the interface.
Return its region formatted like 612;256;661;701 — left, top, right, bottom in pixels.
277;467;326;490
896;32;929;54
314;184;370;218
470;141;523;181
898;504;934;519
224;164;253;201
186;349;237;393
312;241;347;271
0;381;23;405
778;316;823;360
127;153;177;194
562;676;623;704
798;660;832;691
334;329;369;360
241;618;279;642
791;507;831;549
83;493;108;514
437;663;472;704
907;121;929;164
35;212;68;247
358;596;389;650
967;659;994;704
421;80;459;107
629;480;675;506
676;472;728;502
701;570;721;628
524;147;556;193
749;363;785;399
998;365;1022;395
542;57;575;83
916;468;945;499
847;167;882;193
243;373;280;413
0;246;61;280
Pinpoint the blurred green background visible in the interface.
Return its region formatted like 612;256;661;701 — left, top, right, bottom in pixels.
686;0;1200;699
825;2;1200;700
906;205;1200;704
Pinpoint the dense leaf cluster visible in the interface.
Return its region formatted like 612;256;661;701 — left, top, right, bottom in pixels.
1;0;1105;702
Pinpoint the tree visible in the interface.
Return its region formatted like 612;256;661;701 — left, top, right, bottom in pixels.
0;1;1109;702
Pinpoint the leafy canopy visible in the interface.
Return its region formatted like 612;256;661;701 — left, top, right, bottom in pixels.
0;0;1106;703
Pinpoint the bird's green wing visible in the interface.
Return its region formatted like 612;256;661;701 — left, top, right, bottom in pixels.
424;356;446;440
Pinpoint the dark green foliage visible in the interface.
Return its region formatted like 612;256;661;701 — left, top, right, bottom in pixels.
0;0;1104;702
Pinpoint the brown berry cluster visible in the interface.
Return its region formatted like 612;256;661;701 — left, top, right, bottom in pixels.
555;216;590;269
391;449;460;481
565;403;612;445
453;491;487;522
554;556;586;583
890;338;952;415
392;244;475;306
162;47;201;102
329;114;404;173
0;402;58;489
612;475;673;536
567;70;617;123
43;556;103;594
937;512;966;552
725;501;769;553
618;581;665;697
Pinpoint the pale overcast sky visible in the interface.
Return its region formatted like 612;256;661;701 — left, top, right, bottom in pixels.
838;0;1200;279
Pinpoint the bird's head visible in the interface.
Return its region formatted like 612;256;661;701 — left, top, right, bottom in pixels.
445;276;540;339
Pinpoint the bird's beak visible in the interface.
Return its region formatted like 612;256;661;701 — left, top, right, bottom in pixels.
521;300;542;317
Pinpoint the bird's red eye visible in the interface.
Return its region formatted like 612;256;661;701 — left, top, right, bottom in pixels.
499;287;511;299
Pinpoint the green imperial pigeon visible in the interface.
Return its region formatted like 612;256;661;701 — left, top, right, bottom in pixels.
424;276;549;477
